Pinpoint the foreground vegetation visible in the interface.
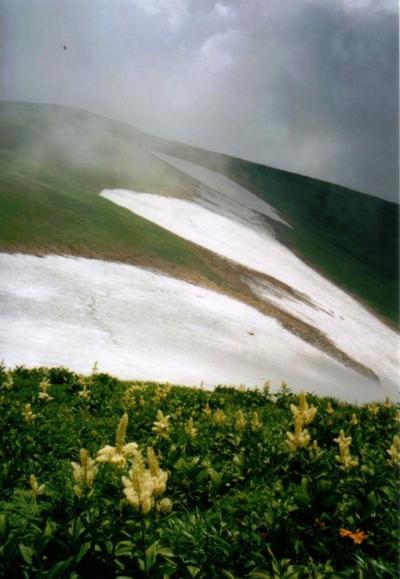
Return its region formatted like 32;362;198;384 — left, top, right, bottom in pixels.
0;365;398;578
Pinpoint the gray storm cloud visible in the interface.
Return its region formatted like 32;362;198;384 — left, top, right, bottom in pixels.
0;0;398;201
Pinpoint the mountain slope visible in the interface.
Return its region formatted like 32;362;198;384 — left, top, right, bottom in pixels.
0;101;398;400
0;101;398;324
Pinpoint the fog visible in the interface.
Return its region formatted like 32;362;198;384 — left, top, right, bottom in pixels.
0;0;398;201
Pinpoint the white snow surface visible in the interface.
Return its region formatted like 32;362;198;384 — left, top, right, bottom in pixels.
154;152;291;228
101;158;399;401
0;252;387;402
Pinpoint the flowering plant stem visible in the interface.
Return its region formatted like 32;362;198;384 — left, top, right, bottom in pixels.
140;517;150;573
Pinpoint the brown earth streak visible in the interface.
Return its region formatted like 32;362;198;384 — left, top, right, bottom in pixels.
1;240;378;381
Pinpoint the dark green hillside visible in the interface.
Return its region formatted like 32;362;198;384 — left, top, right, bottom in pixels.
0;101;398;323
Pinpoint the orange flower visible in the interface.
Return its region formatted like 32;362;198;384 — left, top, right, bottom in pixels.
339;528;368;544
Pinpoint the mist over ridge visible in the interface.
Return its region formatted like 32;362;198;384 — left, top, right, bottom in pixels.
1;0;398;202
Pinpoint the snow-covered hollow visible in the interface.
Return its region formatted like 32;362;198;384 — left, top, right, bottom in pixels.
0;253;386;402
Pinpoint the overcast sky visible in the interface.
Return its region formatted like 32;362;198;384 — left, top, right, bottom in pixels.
1;0;398;201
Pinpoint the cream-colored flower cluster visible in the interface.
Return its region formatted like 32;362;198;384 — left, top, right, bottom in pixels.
387;435;400;466
334;430;358;469
213;408;226;426
77;363;98;400
262;381;271;396
185;417;198;438
234;410;246;431
122;383;146;409
325;402;334;415
152;410;171;438
287;416;311;450
71;448;98;497
287;391;317;450
154;383;172;403
251;411;263;432
290;391;317;425
383;397;393;409
96;413;138;468
203;404;263;433
77;377;90;400
2;371;14;390
38;377;54;402
368;402;379;417
122;447;170;514
30;474;45;497
22;403;37;423
69;413;171;514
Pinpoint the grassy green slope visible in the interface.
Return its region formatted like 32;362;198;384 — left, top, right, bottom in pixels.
0;102;225;286
0;101;398;324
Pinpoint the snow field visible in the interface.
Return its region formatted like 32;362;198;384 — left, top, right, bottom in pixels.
0;253;385;401
101;155;398;399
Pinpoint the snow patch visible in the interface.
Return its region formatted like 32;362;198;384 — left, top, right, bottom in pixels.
101;157;398;400
0;253;386;402
154;152;291;227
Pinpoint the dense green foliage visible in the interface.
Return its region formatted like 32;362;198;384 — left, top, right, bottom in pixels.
1;366;398;578
0;101;398;323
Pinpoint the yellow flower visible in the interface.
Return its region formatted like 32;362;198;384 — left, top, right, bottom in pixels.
202;403;212;417
152;410;171;438
185;417;198;438
326;402;334;415
213;408;226;426
287;415;311;450
122;449;169;515
287;392;316;451
157;497;173;514
29;474;45;497
350;413;358;426
154;383;172;402
22;403;37;423
383;397;393;409
122;389;136;410
394;410;400;423
96;413;138;468
339;528;368;544
290;391;317;425
71;448;98;497
234;410;247;431
263;381;271;395
310;439;321;455
2;371;14;390
147;447;168;496
38;378;53;402
387;435;400;466
334;430;358;469
251;411;262;431
367;402;379;416
77;377;90;399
